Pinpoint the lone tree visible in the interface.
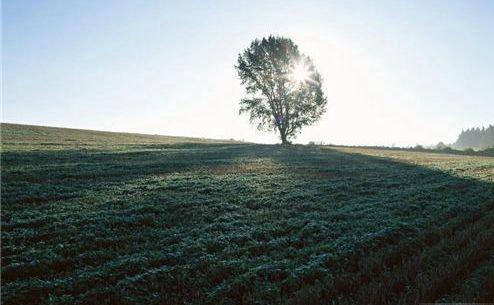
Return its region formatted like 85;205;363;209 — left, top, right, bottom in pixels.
235;36;327;144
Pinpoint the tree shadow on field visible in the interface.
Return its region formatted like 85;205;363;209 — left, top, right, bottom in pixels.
253;145;494;305
1;143;494;305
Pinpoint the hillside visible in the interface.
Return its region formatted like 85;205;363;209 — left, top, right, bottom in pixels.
1;124;494;305
1;123;238;152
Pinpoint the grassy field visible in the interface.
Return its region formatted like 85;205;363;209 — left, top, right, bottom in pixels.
2;123;494;305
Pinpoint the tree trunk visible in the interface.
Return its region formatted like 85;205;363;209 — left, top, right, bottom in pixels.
280;129;289;145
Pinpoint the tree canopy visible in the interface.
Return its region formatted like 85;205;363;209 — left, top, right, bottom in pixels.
235;36;327;144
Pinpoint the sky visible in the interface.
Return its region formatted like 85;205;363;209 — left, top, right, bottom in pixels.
3;0;494;146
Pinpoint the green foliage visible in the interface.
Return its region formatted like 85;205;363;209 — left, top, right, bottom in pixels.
435;141;449;150
2;124;494;304
235;36;327;144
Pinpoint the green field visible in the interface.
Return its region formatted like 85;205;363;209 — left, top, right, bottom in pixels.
2;123;494;305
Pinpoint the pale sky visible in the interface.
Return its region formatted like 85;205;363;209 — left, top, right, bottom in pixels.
3;0;494;146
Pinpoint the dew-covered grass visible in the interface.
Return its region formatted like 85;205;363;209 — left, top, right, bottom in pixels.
2;123;493;305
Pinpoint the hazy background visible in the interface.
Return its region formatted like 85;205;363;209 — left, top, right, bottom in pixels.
3;0;494;146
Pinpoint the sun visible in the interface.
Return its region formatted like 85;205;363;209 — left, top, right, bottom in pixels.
291;62;310;83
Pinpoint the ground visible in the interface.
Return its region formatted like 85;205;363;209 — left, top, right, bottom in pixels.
2;123;494;305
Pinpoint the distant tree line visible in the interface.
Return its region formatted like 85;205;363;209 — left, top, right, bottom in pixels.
453;125;494;150
304;124;494;156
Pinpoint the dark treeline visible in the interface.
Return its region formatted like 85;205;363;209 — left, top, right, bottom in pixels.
453;125;494;150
